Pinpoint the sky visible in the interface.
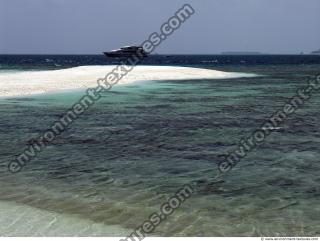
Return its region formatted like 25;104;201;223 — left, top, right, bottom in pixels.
0;0;319;54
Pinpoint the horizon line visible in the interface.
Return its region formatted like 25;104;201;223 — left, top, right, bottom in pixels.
0;53;317;56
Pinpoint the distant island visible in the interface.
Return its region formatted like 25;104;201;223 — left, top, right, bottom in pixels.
221;51;263;55
310;49;320;55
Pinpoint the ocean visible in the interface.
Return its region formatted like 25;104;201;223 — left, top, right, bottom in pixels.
0;55;320;236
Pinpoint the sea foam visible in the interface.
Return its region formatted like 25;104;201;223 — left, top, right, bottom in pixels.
0;65;256;97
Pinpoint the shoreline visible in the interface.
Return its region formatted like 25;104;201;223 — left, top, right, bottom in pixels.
0;65;255;98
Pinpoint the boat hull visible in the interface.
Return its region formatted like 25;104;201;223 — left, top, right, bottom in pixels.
103;52;148;58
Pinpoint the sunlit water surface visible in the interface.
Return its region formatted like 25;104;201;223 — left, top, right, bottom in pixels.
0;58;319;236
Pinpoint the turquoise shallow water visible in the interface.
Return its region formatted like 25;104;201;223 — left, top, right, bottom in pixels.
0;64;319;236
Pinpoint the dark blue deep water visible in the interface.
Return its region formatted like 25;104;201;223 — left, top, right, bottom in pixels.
1;54;320;70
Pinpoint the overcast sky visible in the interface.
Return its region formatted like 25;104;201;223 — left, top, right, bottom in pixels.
0;0;319;54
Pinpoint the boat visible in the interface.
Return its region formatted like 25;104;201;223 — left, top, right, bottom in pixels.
104;46;149;58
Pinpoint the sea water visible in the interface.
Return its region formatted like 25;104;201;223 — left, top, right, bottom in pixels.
0;55;319;236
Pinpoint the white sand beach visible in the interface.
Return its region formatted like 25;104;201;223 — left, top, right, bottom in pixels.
0;66;255;97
